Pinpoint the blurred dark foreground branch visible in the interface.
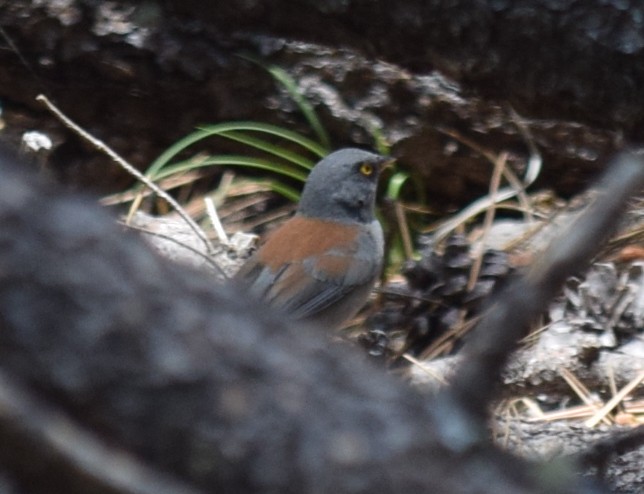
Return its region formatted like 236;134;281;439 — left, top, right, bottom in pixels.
0;146;643;494
445;152;644;429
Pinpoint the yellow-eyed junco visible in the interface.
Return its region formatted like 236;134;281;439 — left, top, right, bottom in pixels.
234;148;390;329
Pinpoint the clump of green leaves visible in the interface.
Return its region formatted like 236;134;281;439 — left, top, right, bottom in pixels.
131;61;420;271
139;62;334;202
142;121;327;202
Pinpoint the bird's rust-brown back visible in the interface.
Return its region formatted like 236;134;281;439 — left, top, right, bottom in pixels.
254;216;360;271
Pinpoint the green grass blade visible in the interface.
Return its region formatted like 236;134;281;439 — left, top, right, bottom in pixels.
265;65;332;151
196;122;328;157
385;171;410;200
238;54;332;151
366;122;391;156
215;130;316;170
155;155;309;183
231;177;301;202
264;180;301;201
146;121;327;180
146;127;214;179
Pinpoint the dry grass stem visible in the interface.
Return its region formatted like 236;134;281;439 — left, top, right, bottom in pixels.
419;314;481;360
559;367;611;425
527;403;607;422
401;353;449;385
585;370;644;428
467;151;507;290
100;171;205;206
205;197;229;245
394;201;414;260
432;111;541;243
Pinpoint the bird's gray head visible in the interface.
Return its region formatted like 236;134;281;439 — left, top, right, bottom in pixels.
297;148;389;224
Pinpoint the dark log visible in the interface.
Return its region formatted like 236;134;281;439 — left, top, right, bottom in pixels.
0;1;641;202
165;0;644;135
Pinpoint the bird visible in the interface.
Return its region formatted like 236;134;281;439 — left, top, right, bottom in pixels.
234;148;391;329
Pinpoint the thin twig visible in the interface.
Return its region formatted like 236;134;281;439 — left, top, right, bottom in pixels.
443;127;536;221
467;152;507;290
585;370;644;428
433;121;541;243
498;165;534;222
558;367;611;425
36;94;215;254
120;222;228;278
419;314;481;360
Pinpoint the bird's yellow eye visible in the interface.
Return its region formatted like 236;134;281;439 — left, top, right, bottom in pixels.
359;163;374;176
